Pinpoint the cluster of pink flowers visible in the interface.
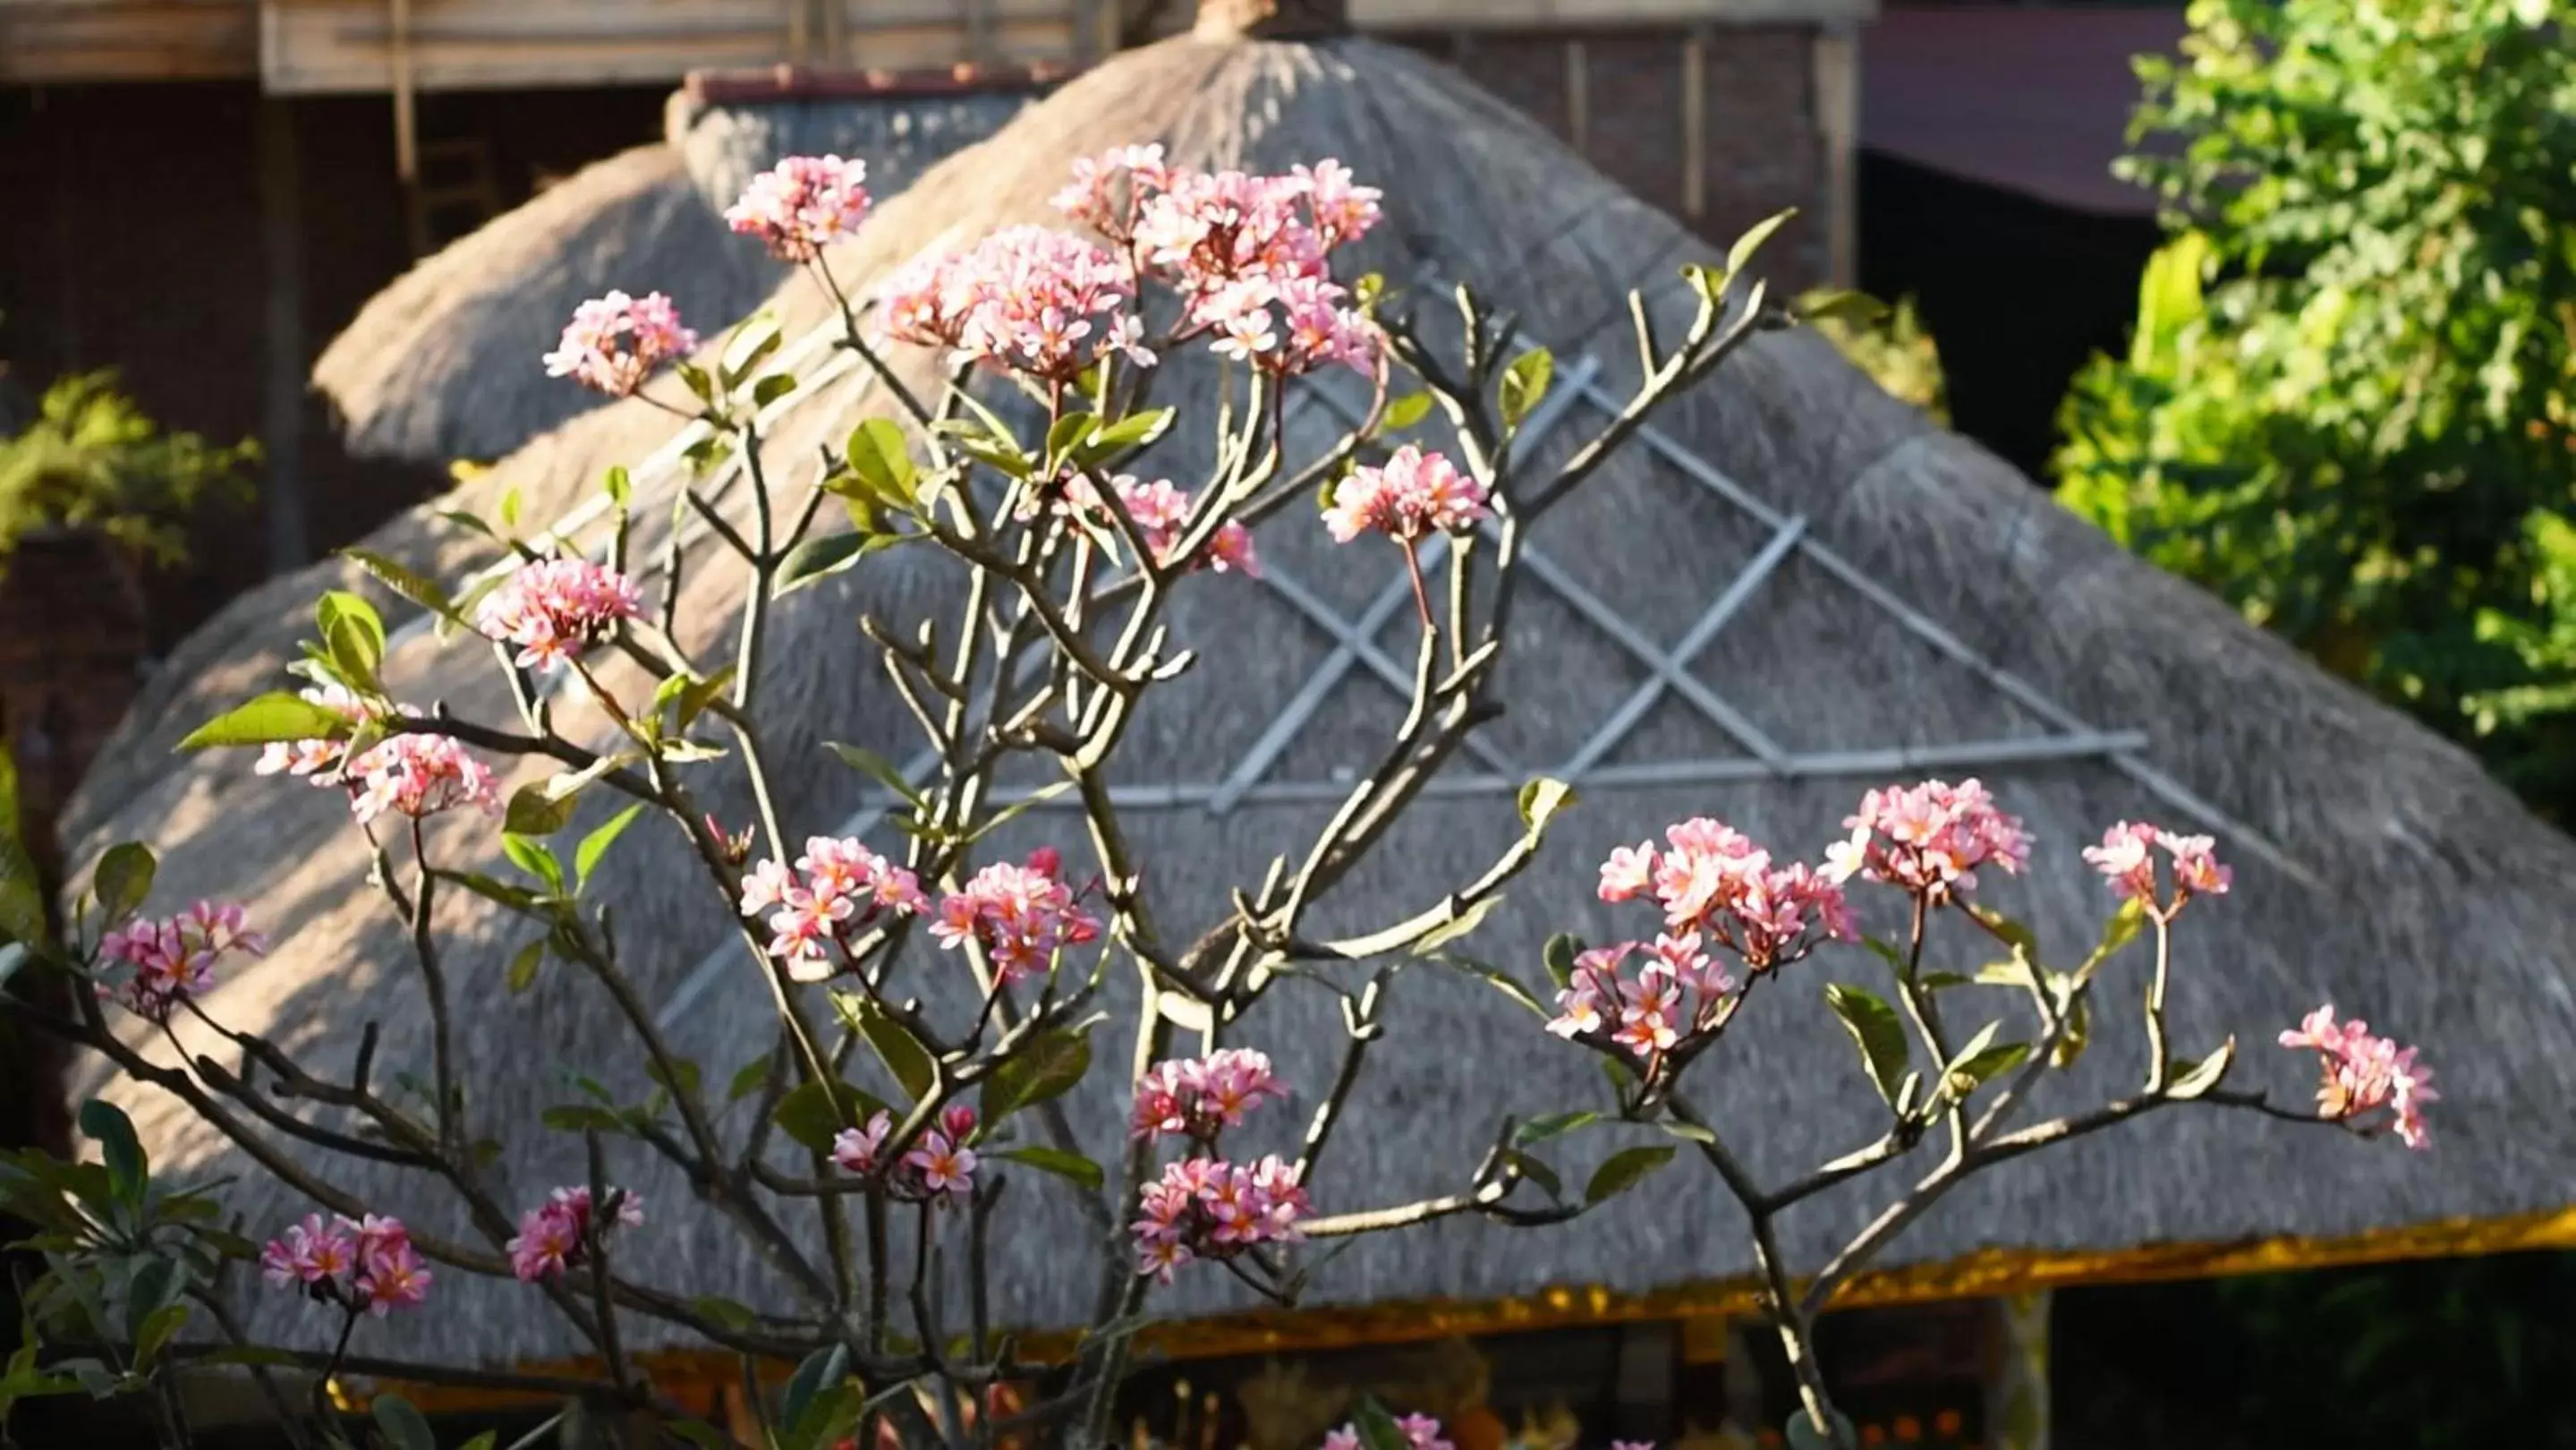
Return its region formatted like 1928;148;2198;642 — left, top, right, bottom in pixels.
928;847;1101;985
346;732;501;823
1131;1154;1307;1283
544;290;699;397
725;154;871;263
1061;149;1382;376
880;225;1146;382
2279;1007;2436;1150
1322;446;1489;546
473;558;643;670
1822;778;2030;900
1546;936;1743;1066
1599;817;1856;972
507;1184;644;1283
1321;1416;1457;1450
253;683;396;785
1131;1048;1289;1142
96;900;264;1019
1041;471;1260;576
832;1104;980;1205
739;836;930;982
2081;820;2232;911
260;1213;432;1316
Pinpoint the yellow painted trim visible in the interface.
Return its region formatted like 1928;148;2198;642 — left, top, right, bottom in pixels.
375;1204;2576;1414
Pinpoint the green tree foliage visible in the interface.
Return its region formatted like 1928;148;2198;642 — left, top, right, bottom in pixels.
0;367;258;582
2056;0;2576;812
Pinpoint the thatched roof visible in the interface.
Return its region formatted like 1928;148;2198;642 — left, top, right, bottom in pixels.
62;31;2576;1373
309;79;1041;465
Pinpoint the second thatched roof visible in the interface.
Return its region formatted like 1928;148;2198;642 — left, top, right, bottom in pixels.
309;71;1050;466
62;29;2576;1372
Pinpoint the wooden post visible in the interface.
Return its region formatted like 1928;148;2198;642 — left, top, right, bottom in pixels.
1986;1291;2053;1450
388;0;416;183
1680;24;1709;219
1812;21;1860;287
256;96;309;575
1564;38;1591;156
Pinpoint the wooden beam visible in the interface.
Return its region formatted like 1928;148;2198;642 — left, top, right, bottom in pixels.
255;95;309;575
1564;38;1589;156
1349;0;1879;27
1812;20;1859;286
389;0;417;182
1679;23;1707;218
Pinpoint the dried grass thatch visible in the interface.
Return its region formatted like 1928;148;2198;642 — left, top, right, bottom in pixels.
60;30;2576;1370
310;83;1038;465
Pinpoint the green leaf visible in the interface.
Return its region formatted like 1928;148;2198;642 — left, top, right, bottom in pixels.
496;485;524;531
674;362;718;407
933;417;1033;480
833;994;937;1103
721;314;783;389
1824;983;1910;1107
825;742;924;807
1516;776;1577;835
726;1053;774;1103
1948;1041;2033;1096
770;1079;888;1154
1042;411;1096;473
372;1393;438;1450
437;870;542;913
778;1343;851;1448
958;780;1075;847
0;752;42;955
315;591;387;691
992;1146;1105;1191
751;373;798;408
1351;1398;1410;1450
774;532;871;595
1074;406;1177;465
91;842;156;925
176;692;352;751
2051;995;2092;1070
2076;895;2149;981
2164;1036;2237;1101
1433;953;1548;1019
1797;288;1890;327
1782;1409;1857;1450
1728;209;1797;275
504;785;576;839
1917;971;1974;991
500;833;566;896
982;1028;1091;1123
1381;393;1433;431
1506;1150;1561;1198
1584;1144;1677;1204
1541;933;1581;990
689;1295;757;1331
664;668;735;730
1499;347;1554;430
540;1105;626;1135
131;1302;188;1371
602;465;632;508
643;1056;701;1103
1968;903;2041;963
572;804;646;890
78;1101;144;1209
844;418;920;507
1410;893;1504;956
506;941;544;994
1514;1111;1599;1147
343;550;462;624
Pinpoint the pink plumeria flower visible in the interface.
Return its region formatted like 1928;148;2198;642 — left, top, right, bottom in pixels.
254;683;398;786
832;1110;895;1175
930;849;1100;985
739;836;926;977
543;290;698;397
1323;447;1488;545
2084;820;2232;913
726;154;871;262
1823;778;2030;901
1129;1048;1289;1142
507;1185;642;1283
355;1243;434;1316
880;226;1138;383
2280;1005;2436;1149
474;558;642;670
345;733;499;823
96;900;265;1020
1396;1415;1456;1450
904;1130;979;1200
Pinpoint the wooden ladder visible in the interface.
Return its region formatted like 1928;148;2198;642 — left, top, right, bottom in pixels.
404;131;502;259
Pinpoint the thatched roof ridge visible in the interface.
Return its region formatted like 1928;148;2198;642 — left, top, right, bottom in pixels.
310;83;1039;466
62;32;2576;1372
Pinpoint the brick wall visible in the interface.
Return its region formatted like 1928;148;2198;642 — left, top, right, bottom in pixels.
1391;25;1830;293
